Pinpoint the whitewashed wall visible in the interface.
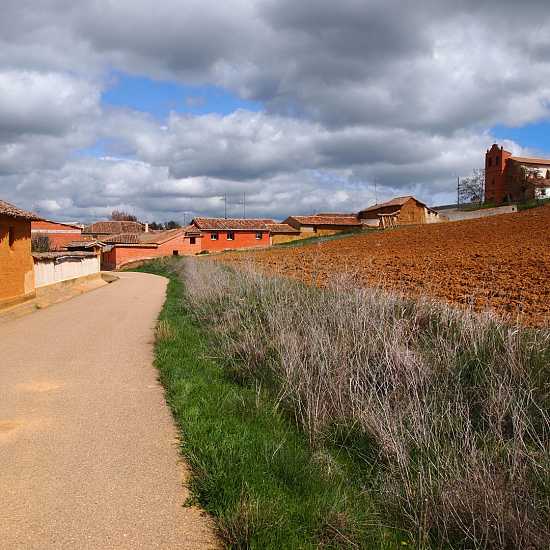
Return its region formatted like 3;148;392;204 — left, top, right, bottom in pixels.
34;255;100;288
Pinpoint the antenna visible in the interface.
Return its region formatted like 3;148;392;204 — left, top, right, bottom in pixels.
224;194;227;219
243;192;246;218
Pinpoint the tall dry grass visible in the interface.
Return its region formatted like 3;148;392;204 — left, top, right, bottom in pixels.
180;258;550;549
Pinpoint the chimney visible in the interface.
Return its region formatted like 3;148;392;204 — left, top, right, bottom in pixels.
145;223;149;233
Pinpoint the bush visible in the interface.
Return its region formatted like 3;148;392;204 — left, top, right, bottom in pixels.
180;258;550;549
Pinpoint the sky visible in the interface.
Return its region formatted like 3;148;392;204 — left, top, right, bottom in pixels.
2;1;550;223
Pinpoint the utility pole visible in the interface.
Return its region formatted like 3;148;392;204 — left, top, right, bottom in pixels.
457;176;460;208
243;192;246;218
374;180;378;204
224;194;227;219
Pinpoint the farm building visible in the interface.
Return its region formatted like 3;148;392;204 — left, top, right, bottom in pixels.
357;196;442;228
83;220;145;238
266;223;301;245
0;200;39;309
189;218;272;253
283;215;362;237
485;143;550;204
31;219;83;250
101;228;193;270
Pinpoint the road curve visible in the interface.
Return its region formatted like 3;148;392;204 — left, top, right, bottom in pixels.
0;272;217;549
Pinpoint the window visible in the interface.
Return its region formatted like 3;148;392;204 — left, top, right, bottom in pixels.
488;157;492;167
255;232;262;240
210;232;218;240
495;156;500;165
226;231;235;240
8;226;15;249
172;250;179;256
190;237;196;245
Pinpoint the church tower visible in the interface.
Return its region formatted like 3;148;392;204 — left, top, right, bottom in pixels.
484;144;511;204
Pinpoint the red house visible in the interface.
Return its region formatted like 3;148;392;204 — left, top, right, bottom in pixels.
31;219;83;250
185;218;272;253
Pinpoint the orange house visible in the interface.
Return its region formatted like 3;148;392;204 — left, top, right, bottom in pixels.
0;200;39;309
31;219;83;250
188;218;272;253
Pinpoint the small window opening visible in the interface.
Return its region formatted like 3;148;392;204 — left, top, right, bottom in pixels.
210;232;218;240
173;250;179;256
255;232;262;240
190;237;196;245
495;156;500;165
226;231;235;241
8;226;15;249
488;158;492;167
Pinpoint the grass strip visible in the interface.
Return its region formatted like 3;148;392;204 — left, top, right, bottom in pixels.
132;259;400;549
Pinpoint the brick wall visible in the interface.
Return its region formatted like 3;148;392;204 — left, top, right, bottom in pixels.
485;144;512;204
0;215;35;307
31;220;82;250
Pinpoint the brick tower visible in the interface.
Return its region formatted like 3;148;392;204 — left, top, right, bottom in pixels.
484;143;512;204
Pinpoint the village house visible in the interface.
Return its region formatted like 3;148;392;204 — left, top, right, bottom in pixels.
283;214;362;237
0;200;39;309
187;218;272;253
485;143;550;204
31;219;83;250
357;196;442;228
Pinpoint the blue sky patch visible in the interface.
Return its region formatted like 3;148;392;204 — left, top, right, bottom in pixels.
102;71;262;119
492;121;550;156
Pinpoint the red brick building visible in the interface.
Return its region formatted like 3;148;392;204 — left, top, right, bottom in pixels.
31;219;82;250
485;143;550;204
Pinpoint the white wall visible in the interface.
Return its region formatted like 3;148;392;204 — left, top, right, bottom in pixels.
34;255;100;288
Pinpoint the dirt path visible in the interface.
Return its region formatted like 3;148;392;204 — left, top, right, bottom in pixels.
0;272;217;549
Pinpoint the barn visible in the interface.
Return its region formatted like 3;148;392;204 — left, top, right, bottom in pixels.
357;196;443;228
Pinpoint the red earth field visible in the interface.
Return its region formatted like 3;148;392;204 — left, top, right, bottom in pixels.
219;205;550;326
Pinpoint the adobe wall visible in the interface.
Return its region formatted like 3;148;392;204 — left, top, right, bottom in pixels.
396;201;426;224
271;233;304;245
0;215;35;308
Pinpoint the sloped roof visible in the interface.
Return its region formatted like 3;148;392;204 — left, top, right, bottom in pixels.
65;239;104;249
510;156;550;166
103;228;185;246
32;219;83;230
284;215;361;227
192;218;274;230
359;196;416;213
266;223;300;234
83;220;144;234
0;199;40;220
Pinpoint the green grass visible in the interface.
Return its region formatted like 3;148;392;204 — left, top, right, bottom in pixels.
516;197;550;211
131;258;400;549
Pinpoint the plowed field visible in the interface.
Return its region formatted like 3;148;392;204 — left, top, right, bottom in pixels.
219;205;550;326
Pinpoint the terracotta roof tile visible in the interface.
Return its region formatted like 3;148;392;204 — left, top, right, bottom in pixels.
83;221;144;234
0;199;40;220
284;215;361;227
102;233;141;244
266;223;300;234
192;218;274;230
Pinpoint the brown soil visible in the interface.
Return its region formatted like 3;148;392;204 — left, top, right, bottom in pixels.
219;205;550;326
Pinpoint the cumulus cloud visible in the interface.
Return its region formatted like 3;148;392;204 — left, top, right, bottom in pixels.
1;1;550;221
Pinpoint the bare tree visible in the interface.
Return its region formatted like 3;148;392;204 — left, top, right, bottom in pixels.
508;164;543;202
459;168;485;206
111;210;138;222
31;233;51;252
